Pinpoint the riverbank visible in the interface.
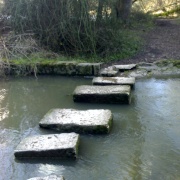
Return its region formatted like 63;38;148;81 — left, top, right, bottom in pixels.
0;18;179;78
0;59;179;78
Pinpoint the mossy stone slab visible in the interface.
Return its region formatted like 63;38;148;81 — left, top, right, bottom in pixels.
39;109;113;134
76;63;93;76
14;133;79;159
8;64;34;76
28;175;65;180
73;85;131;104
92;63;102;76
37;61;78;75
54;61;77;75
92;77;135;88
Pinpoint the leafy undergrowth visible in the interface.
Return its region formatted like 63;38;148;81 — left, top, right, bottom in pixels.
0;11;155;65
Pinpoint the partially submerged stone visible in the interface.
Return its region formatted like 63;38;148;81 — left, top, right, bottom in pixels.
39;109;112;134
9;61;101;76
76;63;93;76
92;77;135;88
73;85;131;104
92;63;102;76
14;133;79;159
37;61;78;75
113;64;137;71
28;175;65;180
76;63;102;76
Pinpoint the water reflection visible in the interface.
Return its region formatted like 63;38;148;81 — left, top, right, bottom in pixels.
133;78;180;179
0;77;180;180
0;89;9;122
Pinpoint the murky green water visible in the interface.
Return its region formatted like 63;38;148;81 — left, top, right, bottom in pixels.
0;76;180;180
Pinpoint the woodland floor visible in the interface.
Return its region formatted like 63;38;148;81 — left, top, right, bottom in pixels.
0;18;180;66
108;18;180;66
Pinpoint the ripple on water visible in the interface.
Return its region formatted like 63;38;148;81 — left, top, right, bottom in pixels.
0;77;180;180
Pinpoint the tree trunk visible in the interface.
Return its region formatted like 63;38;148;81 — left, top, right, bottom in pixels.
115;0;132;22
96;0;104;22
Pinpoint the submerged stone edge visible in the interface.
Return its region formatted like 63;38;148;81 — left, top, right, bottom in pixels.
14;133;80;159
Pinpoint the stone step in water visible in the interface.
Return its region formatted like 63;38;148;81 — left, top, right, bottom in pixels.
39;109;113;134
113;64;137;71
100;66;118;77
73;85;131;104
92;77;135;88
28;175;65;180
14;133;79;159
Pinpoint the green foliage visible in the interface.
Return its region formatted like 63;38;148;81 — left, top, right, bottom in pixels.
2;0;154;61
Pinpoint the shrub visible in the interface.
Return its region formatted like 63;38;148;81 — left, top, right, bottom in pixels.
2;0;152;60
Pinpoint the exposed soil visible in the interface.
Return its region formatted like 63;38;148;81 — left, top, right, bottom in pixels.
107;18;180;66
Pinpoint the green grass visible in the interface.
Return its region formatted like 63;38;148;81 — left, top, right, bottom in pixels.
7;53;86;65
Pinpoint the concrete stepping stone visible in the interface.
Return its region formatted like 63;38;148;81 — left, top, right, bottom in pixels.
73;85;131;104
14;133;79;159
39;109;113;134
92;77;135;88
28;175;65;180
100;66;118;77
113;64;137;71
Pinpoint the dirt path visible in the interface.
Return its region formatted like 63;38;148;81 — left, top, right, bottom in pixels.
109;18;180;65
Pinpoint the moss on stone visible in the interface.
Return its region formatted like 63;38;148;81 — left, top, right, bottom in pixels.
171;60;180;68
155;60;180;68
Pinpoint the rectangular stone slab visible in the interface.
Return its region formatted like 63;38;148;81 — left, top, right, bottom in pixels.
39;109;113;134
73;85;131;104
100;66;118;77
92;77;135;88
14;133;79;159
113;64;137;70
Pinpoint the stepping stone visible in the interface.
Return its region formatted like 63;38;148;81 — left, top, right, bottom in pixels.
76;63;102;76
92;77;135;88
28;175;65;180
73;85;131;104
39;109;113;134
100;66;118;77
14;133;79;159
113;64;137;71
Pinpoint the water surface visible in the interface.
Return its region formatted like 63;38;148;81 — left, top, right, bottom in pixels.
0;76;180;180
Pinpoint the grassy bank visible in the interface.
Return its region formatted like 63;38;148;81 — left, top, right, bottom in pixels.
0;12;154;65
1;0;155;65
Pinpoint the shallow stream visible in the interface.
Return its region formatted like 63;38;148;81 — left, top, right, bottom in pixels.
0;76;180;180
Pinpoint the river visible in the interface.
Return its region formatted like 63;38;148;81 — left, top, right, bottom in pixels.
0;76;180;180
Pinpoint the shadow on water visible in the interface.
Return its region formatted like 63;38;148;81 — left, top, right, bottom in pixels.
15;157;77;166
0;76;180;180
